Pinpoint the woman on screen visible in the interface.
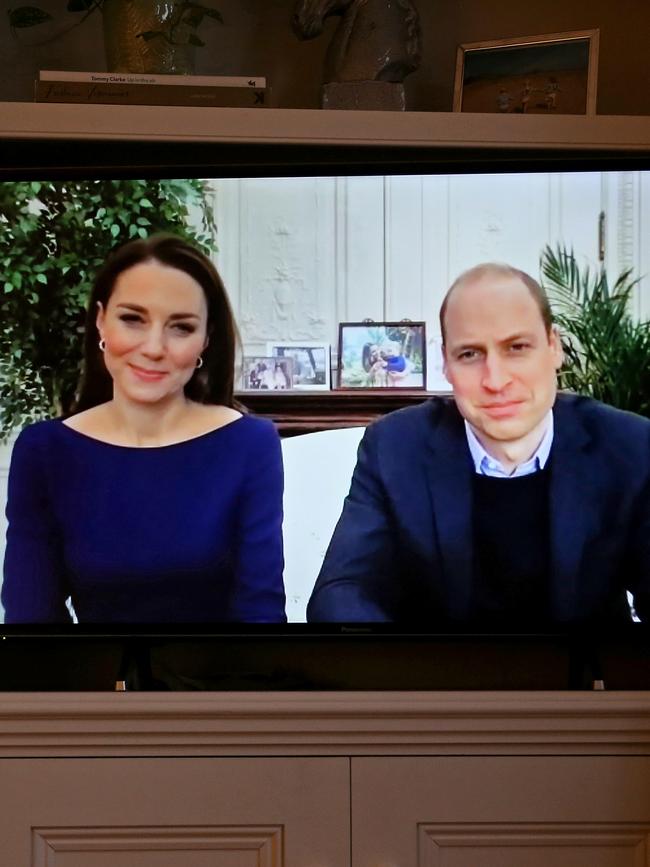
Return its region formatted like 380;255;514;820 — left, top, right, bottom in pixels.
2;234;286;623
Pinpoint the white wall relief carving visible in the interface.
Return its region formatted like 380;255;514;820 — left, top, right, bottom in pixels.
218;178;337;355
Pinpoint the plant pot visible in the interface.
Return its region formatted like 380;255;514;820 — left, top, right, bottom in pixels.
103;0;196;75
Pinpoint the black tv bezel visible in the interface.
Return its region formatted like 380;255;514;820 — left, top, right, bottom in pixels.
3;134;650;180
0;135;649;694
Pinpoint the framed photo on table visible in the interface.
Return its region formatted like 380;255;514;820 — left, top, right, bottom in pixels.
266;341;331;390
337;321;426;390
242;355;294;391
453;29;599;115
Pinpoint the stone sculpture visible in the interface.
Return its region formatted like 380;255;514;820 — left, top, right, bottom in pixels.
292;0;422;110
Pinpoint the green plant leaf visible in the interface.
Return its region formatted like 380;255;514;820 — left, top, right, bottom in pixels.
137;29;163;41
540;243;650;418
8;6;52;27
66;0;96;10
202;7;223;21
185;12;204;28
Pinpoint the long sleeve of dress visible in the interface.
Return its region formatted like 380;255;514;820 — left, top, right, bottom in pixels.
2;424;73;623
230;419;286;622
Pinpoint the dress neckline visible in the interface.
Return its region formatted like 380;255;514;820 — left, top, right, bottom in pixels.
57;413;246;451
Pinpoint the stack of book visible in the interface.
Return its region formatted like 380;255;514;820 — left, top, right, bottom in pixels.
34;70;269;107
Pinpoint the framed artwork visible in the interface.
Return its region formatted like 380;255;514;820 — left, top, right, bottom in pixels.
242;355;294;391
453;29;599;115
337;321;426;390
266;341;331;390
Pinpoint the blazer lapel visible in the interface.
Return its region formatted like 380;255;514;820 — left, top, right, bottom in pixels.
424;405;475;621
549;398;595;620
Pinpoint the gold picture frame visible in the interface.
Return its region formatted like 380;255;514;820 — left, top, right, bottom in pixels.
453;29;599;115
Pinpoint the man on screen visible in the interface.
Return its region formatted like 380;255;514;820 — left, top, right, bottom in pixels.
307;263;650;627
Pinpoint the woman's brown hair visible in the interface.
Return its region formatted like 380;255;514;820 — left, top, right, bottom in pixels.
73;233;240;412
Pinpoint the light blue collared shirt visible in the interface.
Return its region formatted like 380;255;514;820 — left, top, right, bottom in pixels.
465;411;554;478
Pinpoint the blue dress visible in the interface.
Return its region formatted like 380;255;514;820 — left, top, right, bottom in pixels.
2;415;286;624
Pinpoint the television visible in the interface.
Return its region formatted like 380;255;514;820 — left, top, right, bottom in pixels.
1;131;649;690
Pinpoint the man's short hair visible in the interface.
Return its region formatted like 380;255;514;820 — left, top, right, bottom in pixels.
439;263;553;345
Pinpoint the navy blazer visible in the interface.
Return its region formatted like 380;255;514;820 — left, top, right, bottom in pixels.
307;394;650;626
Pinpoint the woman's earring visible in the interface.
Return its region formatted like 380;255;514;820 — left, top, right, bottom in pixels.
98;338;106;352
196;356;203;369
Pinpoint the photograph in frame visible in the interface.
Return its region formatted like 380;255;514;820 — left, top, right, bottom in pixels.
453;29;599;115
337;322;426;390
266;341;331;390
242;355;294;391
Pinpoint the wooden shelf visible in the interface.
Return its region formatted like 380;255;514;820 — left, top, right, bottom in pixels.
236;390;439;436
1;103;650;150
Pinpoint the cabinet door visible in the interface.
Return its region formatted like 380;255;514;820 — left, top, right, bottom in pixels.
352;756;650;867
0;757;349;867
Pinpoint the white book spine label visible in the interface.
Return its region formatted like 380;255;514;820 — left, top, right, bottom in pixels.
39;70;266;88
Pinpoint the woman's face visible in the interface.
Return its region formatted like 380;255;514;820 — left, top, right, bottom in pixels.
96;259;209;407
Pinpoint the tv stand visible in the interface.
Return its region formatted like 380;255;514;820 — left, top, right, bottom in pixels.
1;690;650;864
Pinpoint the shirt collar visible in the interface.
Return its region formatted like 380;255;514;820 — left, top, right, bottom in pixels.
464;410;554;478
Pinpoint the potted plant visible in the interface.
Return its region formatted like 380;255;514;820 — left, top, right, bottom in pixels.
8;0;223;74
540;244;650;417
0;178;217;441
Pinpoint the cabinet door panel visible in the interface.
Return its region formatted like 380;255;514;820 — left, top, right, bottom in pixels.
352;757;650;867
0;757;349;867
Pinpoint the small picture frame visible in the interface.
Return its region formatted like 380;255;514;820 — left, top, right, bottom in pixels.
453;29;599;115
242;355;294;391
266;341;331;391
337;321;426;390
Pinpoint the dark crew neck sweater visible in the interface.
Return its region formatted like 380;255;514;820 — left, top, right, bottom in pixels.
471;463;552;625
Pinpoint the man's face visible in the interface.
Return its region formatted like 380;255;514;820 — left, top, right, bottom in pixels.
442;272;563;450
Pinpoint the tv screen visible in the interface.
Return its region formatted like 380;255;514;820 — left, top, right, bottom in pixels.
1;141;649;655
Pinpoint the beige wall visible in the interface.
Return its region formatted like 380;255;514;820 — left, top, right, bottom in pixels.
1;0;650;113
